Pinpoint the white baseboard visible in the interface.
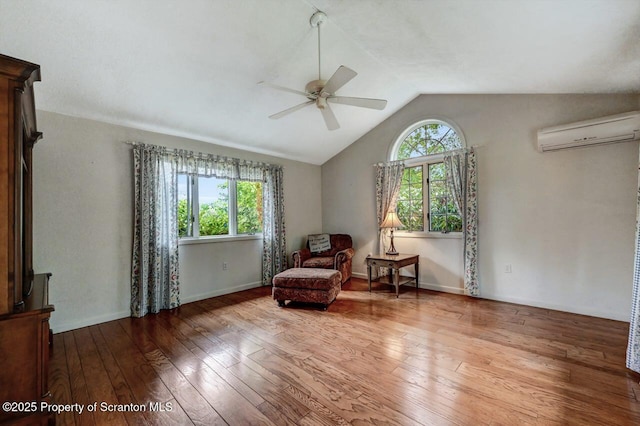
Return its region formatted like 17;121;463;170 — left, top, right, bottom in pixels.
419;283;465;295
53;279;627;333
480;292;629;322
351;272;464;295
352;272;626;321
53;281;264;334
180;281;263;304
53;310;130;334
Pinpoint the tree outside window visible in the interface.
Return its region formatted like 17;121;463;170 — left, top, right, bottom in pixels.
178;175;262;238
397;165;423;231
237;181;263;235
393;120;464;233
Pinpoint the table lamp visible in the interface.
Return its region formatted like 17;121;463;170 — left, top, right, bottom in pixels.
380;211;404;255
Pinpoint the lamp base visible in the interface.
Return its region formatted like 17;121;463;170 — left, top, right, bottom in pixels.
386;229;399;256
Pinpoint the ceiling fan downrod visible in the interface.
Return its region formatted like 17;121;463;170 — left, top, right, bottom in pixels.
310;11;327;81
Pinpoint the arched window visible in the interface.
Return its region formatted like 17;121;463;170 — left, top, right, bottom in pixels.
390;119;465;233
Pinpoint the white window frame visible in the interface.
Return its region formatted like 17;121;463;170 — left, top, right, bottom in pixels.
390;118;466;239
178;175;262;244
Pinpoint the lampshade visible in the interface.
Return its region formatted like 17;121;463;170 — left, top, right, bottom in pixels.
380;211;404;229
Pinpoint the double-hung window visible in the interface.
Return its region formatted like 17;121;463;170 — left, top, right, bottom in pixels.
392;119;465;234
178;174;262;238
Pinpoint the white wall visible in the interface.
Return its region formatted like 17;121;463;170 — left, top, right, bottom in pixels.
322;94;640;321
33;111;322;332
32;94;640;330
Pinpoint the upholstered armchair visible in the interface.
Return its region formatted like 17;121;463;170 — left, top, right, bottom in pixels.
292;234;354;284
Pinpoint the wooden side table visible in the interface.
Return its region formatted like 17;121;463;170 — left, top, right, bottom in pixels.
366;253;419;297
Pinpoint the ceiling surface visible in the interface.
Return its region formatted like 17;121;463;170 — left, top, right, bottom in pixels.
1;0;639;165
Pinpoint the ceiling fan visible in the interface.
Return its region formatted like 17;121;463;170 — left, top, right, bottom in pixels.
259;10;387;131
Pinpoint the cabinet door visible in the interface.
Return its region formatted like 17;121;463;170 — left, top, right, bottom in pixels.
0;316;39;414
0;54;41;315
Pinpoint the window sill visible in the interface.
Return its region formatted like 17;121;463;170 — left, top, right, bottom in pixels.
179;234;262;246
395;231;462;240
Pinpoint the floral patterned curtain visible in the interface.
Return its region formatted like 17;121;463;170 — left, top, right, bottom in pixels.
627;155;640;374
444;147;479;296
375;161;405;253
130;143;287;316
262;166;287;285
131;144;180;317
174;149;270;181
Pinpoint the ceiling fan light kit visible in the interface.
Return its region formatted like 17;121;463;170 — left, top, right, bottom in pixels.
261;10;387;131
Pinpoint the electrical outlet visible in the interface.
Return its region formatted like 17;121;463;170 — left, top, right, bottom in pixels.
504;264;512;273
223;262;228;271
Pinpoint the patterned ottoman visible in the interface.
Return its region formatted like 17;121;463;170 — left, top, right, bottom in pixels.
272;268;342;310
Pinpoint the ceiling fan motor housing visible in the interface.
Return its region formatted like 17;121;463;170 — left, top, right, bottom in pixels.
305;79;327;99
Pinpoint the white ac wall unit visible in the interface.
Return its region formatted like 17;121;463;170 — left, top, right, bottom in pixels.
537;111;640;152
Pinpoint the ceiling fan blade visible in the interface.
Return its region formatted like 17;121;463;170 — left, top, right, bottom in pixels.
322;66;357;95
320;103;340;131
269;100;314;119
258;81;313;98
328;96;387;110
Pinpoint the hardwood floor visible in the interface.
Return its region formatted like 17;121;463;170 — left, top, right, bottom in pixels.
49;278;640;425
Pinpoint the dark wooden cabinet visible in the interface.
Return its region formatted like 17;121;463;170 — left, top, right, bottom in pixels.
0;54;54;425
0;274;54;425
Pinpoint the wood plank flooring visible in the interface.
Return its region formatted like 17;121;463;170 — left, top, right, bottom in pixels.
49;278;640;425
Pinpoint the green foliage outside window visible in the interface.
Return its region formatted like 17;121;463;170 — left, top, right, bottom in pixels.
177;178;262;237
394;121;463;233
428;163;462;233
237;181;263;234
397;123;461;160
178;198;190;237
397;166;423;231
199;181;229;236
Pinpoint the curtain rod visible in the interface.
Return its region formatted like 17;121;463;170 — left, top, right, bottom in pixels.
372;144;482;166
122;141;283;169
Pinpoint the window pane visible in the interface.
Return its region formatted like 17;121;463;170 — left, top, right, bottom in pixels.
429;182;447;199
237;181;263;234
408;186;422;200
398;131;428;159
429;162;446;180
177;174;191;237
397;166;424;231
428;163;462;233
409;206;424;231
430;196;448;214
430;214;446;232
198;177;228;236
445;214;463;233
397;122;462;160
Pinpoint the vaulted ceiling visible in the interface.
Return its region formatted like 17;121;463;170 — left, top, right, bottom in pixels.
1;0;638;165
